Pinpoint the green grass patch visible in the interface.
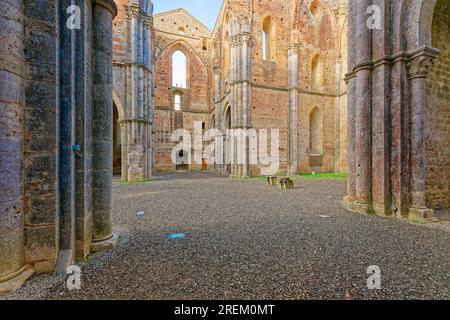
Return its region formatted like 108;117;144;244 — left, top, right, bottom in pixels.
113;180;153;185
248;172;349;181
289;173;349;180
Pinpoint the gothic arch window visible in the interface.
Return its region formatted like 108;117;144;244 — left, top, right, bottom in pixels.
309;107;323;154
172;50;187;88
262;16;275;61
311;54;323;89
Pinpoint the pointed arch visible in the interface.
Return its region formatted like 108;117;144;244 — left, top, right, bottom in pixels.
156;39;208;69
112;91;125;120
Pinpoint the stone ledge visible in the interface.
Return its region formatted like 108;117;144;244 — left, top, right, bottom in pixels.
0;265;34;296
90;233;119;253
408;207;438;222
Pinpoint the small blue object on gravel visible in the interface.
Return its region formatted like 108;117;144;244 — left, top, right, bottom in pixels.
168;233;186;239
136;211;145;216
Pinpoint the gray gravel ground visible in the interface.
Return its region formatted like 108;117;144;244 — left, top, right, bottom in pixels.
4;172;449;300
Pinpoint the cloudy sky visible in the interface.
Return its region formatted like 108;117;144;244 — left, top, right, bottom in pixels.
152;0;223;30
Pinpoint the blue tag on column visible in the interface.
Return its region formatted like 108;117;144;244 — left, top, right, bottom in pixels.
168;233;186;239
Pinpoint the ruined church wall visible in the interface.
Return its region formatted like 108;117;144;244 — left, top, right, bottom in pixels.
153;10;211;172
425;0;450;209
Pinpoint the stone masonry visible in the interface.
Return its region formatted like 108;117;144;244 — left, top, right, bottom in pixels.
1;0;449;296
112;0;154;181
344;0;449;219
0;0;118;295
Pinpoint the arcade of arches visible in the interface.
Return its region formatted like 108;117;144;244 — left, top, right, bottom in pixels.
0;0;448;295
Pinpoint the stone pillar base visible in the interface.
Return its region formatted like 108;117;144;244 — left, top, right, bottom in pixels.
372;203;392;217
90;234;119;253
342;197;374;214
408;207;437;222
0;265;34;296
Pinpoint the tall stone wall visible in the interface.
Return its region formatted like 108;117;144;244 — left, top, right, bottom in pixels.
153;9;211;172
207;0;348;177
425;0;450;209
344;0;447;219
0;0;118;295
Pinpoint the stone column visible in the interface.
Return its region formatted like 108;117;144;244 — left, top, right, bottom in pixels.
230;34;239;177
229;24;253;178
354;0;373;211
241;32;253;177
288;44;299;175
370;0;391;216
334;55;342;173
91;0;118;252
121;3;153;181
143;12;154;180
0;0;34;295
345;0;357;205
213;66;222;173
406;47;439;219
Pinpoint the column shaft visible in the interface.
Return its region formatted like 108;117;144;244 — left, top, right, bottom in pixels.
0;0;34;294
288;46;299;175
354;0;372;208
91;0;117;249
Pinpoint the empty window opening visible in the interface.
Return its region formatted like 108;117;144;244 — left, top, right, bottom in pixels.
172;50;187;88
174;94;181;111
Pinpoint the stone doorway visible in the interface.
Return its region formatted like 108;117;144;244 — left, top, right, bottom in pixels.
176;150;189;171
113;103;122;176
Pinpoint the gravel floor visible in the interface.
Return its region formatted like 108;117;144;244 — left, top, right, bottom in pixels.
4;172;450;300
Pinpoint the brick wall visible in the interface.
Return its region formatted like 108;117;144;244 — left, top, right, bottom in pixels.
425;0;450;209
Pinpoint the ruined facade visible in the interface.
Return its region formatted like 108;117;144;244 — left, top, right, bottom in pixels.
0;0;117;294
150;0;349;176
1;0;449;296
344;0;449;219
153;9;211;172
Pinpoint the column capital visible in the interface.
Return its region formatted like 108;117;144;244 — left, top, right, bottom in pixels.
213;65;221;74
143;15;153;28
230;33;254;48
230;34;240;48
125;4;141;20
406;46;440;80
288;44;300;56
93;0;118;18
241;32;253;47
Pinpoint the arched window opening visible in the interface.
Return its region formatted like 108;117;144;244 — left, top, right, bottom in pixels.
309;107;323;155
178;27;185;35
310;1;321;18
172;50;187;88
113;103;122;176
174;93;182;111
262;16;275;61
311;54;323;89
262;31;268;60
